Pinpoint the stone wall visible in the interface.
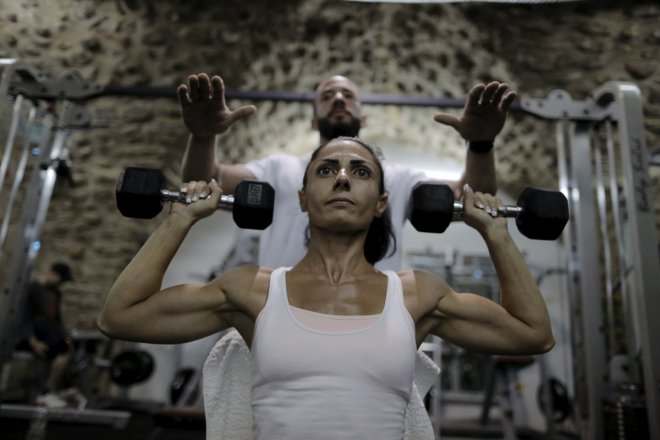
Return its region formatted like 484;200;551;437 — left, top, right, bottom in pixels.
1;0;659;326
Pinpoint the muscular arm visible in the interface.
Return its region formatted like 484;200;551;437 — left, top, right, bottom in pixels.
412;188;554;355
97;181;255;344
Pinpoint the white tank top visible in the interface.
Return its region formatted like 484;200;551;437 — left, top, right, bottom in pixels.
250;267;417;440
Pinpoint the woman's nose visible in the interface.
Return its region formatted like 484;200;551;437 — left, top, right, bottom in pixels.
333;168;350;190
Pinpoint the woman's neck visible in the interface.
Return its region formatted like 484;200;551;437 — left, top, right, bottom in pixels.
295;230;375;284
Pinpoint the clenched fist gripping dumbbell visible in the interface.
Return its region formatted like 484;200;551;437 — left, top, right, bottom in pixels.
410;182;569;240
115;167;275;230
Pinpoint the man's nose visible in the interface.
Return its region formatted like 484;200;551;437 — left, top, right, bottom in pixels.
331;91;346;105
333;168;350;190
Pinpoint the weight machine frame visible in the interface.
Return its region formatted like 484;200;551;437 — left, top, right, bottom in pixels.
523;83;660;440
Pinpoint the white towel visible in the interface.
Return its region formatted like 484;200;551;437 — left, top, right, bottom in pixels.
203;329;252;440
203;329;440;440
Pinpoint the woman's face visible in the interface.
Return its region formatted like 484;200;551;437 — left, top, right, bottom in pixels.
299;139;388;232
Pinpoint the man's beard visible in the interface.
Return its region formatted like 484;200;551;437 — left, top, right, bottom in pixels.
317;116;361;140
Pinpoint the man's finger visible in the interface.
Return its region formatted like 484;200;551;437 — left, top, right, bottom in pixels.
466;84;484;107
491;83;509;105
433;113;460;129
228;105;258;124
210;76;224;105
198;74;211;101
216;76;229;109
176;85;191;109
480;82;499;105
188;75;200;102
500;91;518;113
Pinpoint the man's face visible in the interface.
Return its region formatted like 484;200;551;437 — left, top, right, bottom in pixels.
313;77;364;141
44;271;62;287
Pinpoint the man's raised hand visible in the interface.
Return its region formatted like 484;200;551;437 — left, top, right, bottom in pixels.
434;81;517;142
177;73;257;139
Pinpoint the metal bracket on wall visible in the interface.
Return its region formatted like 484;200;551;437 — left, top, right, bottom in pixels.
6;69;104;102
520;88;620;122
1;60;93;129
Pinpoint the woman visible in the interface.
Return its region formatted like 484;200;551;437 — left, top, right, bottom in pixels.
98;137;554;439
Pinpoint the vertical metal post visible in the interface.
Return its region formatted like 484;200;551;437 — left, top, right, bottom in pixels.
0;95;25;196
563;120;608;440
592;132;618;361
595;82;660;439
0;103;37;254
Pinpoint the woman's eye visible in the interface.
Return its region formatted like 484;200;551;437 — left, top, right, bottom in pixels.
317;166;334;176
354;167;372;178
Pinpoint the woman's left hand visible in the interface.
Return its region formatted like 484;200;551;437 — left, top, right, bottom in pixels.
461;184;508;236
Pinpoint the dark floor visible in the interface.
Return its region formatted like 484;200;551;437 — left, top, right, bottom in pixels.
1;409;204;440
0;415;579;440
1;399;579;440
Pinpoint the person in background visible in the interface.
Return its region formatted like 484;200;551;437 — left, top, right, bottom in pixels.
15;262;75;408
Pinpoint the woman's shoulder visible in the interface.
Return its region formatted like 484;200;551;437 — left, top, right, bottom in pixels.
212;265;274;313
211;264;272;292
396;268;438;285
227;264;274;284
397;269;446;302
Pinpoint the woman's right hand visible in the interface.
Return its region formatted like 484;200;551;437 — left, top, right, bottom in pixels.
171;179;223;221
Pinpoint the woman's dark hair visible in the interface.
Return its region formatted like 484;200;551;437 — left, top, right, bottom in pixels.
302;136;396;264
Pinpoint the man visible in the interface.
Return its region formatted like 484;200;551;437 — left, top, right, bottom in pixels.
15;263;74;407
178;73;516;270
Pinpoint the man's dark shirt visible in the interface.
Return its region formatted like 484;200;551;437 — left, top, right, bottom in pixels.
16;281;68;359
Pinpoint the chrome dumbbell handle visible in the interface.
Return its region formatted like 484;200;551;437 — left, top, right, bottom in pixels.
160;189;235;208
452;202;524;219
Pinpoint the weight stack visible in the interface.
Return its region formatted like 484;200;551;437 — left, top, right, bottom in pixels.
603;390;649;440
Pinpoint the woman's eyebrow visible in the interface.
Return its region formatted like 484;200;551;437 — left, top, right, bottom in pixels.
318;158;340;166
316;158;375;168
349;159;372;166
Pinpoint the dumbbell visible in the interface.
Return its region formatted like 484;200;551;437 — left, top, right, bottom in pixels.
410;183;569;240
116;167;275;230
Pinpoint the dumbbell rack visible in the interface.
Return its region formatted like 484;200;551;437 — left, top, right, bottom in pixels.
523;83;660;440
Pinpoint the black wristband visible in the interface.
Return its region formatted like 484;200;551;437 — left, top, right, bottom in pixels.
467;140;494;154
